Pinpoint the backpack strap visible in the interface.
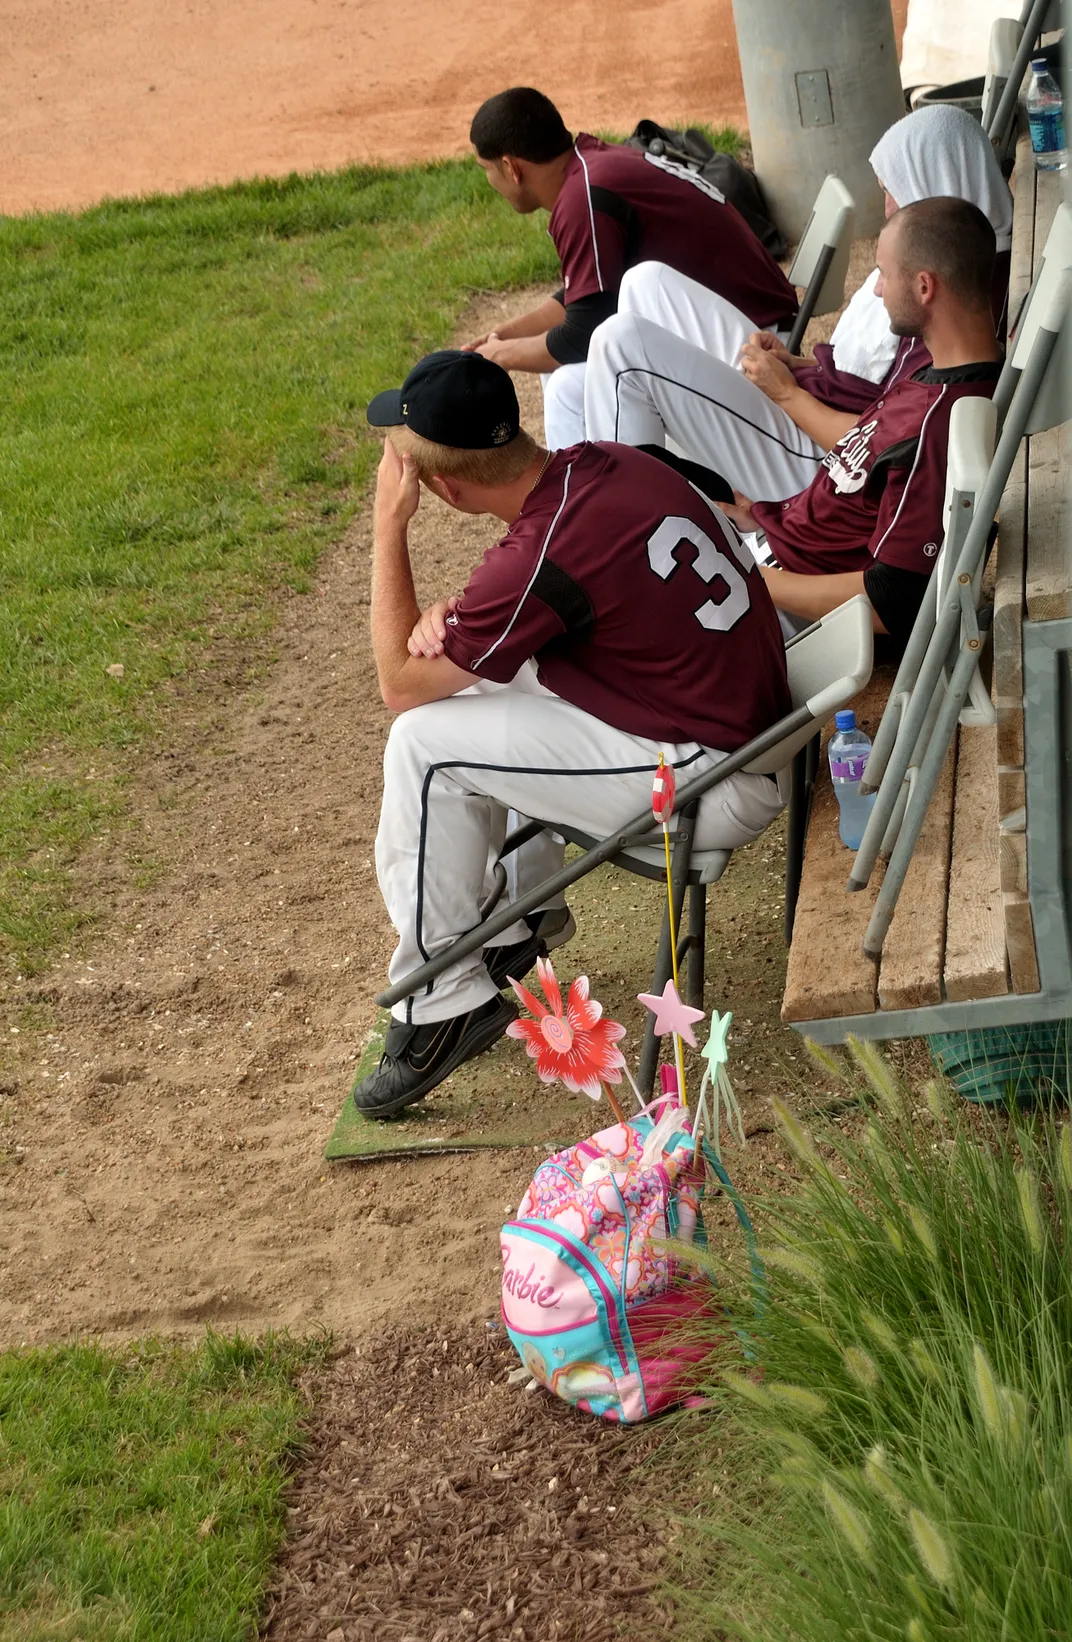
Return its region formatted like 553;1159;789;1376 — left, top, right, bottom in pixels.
701;1140;767;1357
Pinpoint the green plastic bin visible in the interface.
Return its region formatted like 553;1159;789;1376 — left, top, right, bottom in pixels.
929;1020;1072;1105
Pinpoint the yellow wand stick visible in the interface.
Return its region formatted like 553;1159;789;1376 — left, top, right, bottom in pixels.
657;757;689;1110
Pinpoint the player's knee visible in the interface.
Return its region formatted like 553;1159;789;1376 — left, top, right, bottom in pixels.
589;311;644;372
618;260;669;315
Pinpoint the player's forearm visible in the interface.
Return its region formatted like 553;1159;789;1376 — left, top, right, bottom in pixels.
492;298;566;342
486;333;559;372
371;520;422;706
760;566;886;631
777;385;859;453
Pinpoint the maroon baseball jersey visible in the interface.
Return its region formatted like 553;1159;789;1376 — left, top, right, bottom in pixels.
441;443;791;751
549;135;798;331
751;362;1002;577
795;250;1010;414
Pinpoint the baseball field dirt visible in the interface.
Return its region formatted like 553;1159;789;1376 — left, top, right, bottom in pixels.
1;0;907;217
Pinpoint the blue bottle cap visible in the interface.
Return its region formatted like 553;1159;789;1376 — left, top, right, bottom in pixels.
834;709;857;731
1030;57;1049;70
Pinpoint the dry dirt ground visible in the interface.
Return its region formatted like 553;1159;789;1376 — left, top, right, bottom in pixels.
0;289;825;1352
1;0;908;216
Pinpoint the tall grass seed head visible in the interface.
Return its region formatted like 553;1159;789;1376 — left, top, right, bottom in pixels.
847;1034;907;1120
882;1215;906;1256
1014;1163;1046;1255
864;1444;909;1515
972;1342;1003;1439
843;1345;881;1390
822;1478;873;1562
861;1310;898;1352
766;1381;829;1419
999;1386;1029;1447
760;1243;825;1289
804;1037;849;1085
1059;1124;1072;1195
909;1339;943;1383
922;1078;953;1125
771;1096;826;1176
906;1619;929;1642
722;1370;771;1410
907;1204;939;1261
908;1507;954;1588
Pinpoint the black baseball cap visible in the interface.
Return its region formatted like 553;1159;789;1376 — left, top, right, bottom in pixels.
366;350;521;448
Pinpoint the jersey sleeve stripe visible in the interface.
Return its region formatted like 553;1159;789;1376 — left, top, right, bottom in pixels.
869;386;947;560
472;461;575;670
574;145;605;294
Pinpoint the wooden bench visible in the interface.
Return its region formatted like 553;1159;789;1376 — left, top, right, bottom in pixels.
782;130;1069;1040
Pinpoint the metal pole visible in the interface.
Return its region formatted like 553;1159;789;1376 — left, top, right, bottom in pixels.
730;0;903;239
863;599;985;957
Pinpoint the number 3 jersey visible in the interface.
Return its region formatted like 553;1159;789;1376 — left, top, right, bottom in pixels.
440;442;791;753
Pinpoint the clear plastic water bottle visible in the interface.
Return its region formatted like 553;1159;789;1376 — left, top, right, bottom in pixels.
828;710;877;851
1027;59;1067;173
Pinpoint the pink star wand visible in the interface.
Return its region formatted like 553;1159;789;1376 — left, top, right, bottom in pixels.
651;754;690;1106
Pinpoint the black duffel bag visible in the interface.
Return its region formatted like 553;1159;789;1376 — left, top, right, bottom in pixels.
625;119;789;261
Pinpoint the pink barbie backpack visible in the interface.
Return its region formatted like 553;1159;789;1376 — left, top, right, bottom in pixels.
500;1107;755;1423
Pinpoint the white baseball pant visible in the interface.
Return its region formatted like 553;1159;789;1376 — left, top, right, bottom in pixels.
584;312;824;501
540;261;792;453
541;362;587;449
617;261;784;364
375;665;784;1022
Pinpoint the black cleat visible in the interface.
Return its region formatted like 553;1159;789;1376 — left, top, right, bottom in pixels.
484;906;577;991
351;993;519;1120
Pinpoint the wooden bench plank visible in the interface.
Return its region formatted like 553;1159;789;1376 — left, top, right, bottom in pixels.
998;766;1026;830
944;725;1009;1003
781;678;889;1024
1005;895;1042;994
876;741;956;1011
1025;420;1070;623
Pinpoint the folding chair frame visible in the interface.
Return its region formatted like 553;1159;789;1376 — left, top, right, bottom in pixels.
845;270;1068;960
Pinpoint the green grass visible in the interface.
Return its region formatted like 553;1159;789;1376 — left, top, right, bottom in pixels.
0;1330;329;1641
677;1043;1072;1641
0;158;559;974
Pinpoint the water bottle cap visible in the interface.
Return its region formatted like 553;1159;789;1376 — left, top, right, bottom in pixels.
834;710;857;731
1030;57;1049;70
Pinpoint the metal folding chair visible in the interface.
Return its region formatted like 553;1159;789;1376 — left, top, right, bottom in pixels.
784;175;856;358
845;204;1071;960
376;596;874;1093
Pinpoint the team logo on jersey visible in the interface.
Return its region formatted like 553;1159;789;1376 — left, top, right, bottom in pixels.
822;417;880;495
642;151;726;203
923;540;939;557
491;421;513;445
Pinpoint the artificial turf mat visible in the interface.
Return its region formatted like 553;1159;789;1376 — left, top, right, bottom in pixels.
324;1010;589;1162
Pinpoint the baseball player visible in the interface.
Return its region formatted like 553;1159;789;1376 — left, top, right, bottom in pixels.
463;86;798;451
704;199;1003;650
583;107;1012;503
353;350;790;1118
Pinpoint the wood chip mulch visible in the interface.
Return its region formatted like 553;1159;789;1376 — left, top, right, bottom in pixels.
260;1323;677;1642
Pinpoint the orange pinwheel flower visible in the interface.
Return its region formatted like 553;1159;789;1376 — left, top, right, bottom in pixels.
505;957;627;1099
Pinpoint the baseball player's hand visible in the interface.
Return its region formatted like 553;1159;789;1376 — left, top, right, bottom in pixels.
738;341;797;406
460;333;491;352
375;440;421;533
407;596;461;658
475;332;511;365
747;331;807;370
721;490;757;533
